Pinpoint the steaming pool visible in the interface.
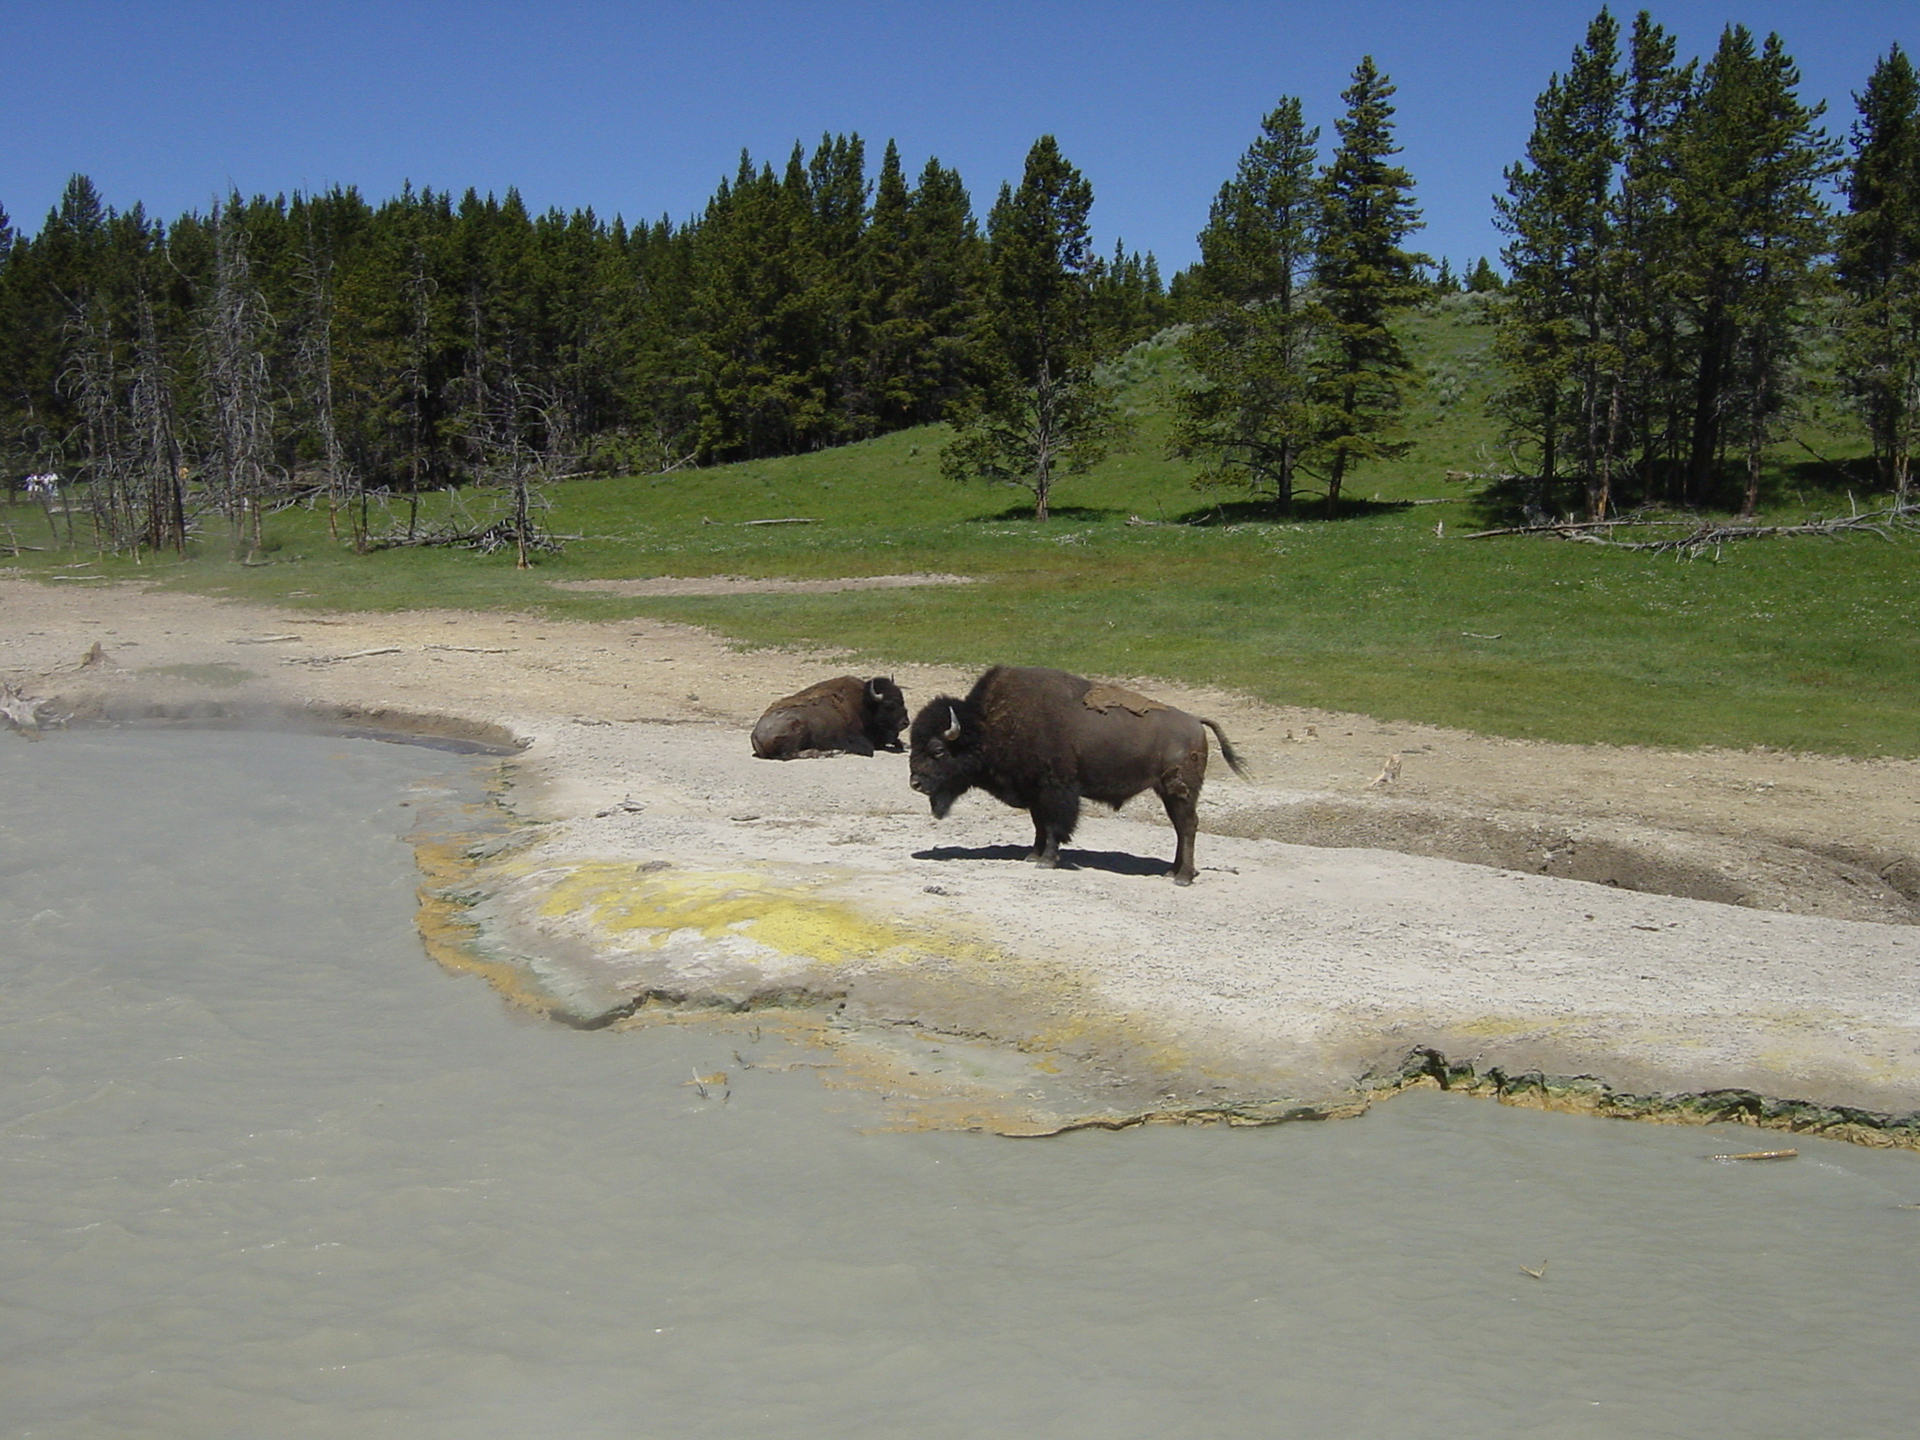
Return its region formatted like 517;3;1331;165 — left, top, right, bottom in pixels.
4;727;1918;1439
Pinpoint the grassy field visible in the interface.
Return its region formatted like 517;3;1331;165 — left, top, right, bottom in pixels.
6;296;1916;757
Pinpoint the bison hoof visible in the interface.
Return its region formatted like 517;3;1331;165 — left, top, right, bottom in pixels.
1172;870;1196;886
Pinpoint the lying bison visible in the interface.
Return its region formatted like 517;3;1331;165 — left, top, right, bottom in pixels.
908;665;1248;885
751;675;909;759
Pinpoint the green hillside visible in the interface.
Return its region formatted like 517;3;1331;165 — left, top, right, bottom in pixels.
6;297;1915;758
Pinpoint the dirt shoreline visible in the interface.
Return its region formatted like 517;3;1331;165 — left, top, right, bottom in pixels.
5;572;1917;1140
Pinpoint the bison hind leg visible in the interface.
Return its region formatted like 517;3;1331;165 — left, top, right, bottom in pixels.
751;715;805;759
1156;758;1205;885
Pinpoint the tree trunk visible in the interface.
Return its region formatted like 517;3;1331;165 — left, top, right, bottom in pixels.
1687;306;1729;505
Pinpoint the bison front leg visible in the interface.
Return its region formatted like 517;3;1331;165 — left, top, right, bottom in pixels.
1027;789;1080;869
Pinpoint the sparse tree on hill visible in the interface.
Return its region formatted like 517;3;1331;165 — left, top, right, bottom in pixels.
941;136;1125;520
1493;7;1624;518
1611;11;1694;500
853;141;987;435
1309;56;1427;514
1089;237;1168;353
1837;43;1920;504
1173;96;1323;512
1464;257;1504;293
902;157;988;421
856;139;921;435
1669;26;1837;514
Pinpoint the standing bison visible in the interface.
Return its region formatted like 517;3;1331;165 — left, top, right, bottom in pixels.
908;665;1248;885
751;675;909;759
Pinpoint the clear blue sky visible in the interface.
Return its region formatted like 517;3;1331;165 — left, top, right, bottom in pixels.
2;0;1913;276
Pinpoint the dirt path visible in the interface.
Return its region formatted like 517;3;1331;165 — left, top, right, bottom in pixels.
5;573;1917;1138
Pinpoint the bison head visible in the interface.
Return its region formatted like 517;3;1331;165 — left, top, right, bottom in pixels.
862;676;910;752
907;696;977;818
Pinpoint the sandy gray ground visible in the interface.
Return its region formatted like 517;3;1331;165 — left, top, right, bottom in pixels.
4;571;1917;1135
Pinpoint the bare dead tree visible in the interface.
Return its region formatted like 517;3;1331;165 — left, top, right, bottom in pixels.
55;285;190;558
297;211;358;549
398;247;439;543
199;200;278;561
491;374;567;569
60;301;130;554
364;365;567;563
452;370;567;566
129;290;188;554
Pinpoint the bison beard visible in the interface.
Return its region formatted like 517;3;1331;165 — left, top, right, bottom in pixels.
908;665;1247;885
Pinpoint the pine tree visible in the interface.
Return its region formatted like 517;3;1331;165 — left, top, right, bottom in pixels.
1089;238;1168;352
1310;57;1426;514
683;139;871;460
1172;95;1322;511
849;142;988;435
1837;43;1920;503
623;214;705;469
941;136;1123;520
1464;257;1505;292
1671;26;1838;514
904;157;987;422
854;139;920;434
27;175;117;477
334;185;460;514
688;151;805;459
806;132;870;442
1612;12;1694;500
0;199;32;488
1493;7;1624;518
529;203;630;451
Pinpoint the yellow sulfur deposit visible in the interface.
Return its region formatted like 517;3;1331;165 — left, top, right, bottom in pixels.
535;861;978;968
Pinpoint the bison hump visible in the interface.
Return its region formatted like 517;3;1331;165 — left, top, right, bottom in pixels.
1081;682;1167;717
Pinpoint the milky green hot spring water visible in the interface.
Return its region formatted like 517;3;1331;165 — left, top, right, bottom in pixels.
4;727;1919;1440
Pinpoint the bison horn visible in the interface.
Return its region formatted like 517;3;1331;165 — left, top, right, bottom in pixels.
942;705;961;742
867;678;885;700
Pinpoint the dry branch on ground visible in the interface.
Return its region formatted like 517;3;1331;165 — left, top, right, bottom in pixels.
1464;501;1920;554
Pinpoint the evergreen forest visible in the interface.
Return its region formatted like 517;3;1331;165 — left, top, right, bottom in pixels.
0;7;1916;558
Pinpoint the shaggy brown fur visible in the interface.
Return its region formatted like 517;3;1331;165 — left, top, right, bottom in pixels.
909;665;1247;884
750;675;908;759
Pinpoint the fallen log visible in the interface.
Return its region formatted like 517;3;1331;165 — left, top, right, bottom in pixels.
1465;501;1920;554
283;646;404;666
1607;505;1920;555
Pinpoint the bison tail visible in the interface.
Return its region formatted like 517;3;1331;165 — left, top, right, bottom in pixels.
1203;719;1251;779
